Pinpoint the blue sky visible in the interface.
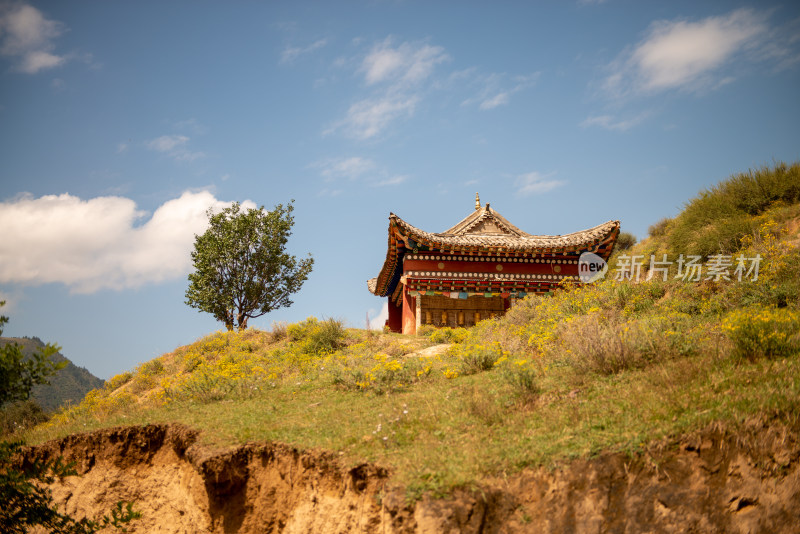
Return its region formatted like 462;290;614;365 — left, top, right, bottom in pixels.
1;1;798;379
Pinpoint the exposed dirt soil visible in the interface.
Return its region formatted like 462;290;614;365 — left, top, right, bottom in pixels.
21;420;800;533
406;343;451;358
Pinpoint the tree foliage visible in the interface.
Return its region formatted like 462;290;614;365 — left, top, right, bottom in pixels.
0;301;63;408
185;201;314;330
0;302;140;532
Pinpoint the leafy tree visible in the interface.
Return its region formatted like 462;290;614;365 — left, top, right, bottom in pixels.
0;302;140;532
186;200;314;331
0;301;64;407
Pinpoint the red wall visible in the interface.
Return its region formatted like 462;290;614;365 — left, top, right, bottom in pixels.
401;287;416;335
387;298;402;333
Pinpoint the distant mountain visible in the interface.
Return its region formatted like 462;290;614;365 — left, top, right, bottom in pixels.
0;337;104;412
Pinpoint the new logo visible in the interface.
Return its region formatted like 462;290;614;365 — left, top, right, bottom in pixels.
578;252;607;283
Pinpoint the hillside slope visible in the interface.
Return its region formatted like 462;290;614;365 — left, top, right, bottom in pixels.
19;162;800;532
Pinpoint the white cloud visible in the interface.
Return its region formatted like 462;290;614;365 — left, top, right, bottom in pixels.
316;188;342;197
145;134;205;162
327;38;448;140
312;156;407;188
368;302;388;330
372;175;408;187
580;112;650;131
462;72;539;110
315;156;376;181
332;94;419;140
0;3;67;73
605;9;770;95
172;118;208;134
362;44;404;84
280;38;328;64
330;37;538;139
0;191;255;293
361;38;448;86
479;92;509;110
147;135;188;152
514;172;565;196
21;49;63;71
116;142;129;154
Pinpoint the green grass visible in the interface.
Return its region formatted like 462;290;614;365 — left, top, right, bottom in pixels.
24;332;800;498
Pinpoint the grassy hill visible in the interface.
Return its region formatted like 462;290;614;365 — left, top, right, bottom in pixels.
24;162;800;498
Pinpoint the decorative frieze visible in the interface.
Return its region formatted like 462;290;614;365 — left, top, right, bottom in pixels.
404;253;579;264
405;271;579;281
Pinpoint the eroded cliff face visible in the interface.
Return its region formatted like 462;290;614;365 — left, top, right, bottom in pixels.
21;421;800;533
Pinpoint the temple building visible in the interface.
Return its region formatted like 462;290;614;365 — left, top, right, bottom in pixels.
367;194;620;334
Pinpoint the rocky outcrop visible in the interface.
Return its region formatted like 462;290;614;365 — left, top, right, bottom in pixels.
22;421;800;533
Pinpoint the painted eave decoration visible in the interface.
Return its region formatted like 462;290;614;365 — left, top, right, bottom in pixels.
367;203;620;298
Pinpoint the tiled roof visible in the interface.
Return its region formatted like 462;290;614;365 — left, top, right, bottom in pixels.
396;211;619;250
443;203;528;237
368;204;620;297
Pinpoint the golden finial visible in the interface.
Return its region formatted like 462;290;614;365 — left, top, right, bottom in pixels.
475;192;480;210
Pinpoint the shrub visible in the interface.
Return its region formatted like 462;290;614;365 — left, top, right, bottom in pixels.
648;217;671;238
558;314;639;375
287;317;315;341
128;373;156;395
430;327;469;344
271;321;288;341
722;307;800;361
330;353;433;394
455;342;506;375
47;389;138;425
416;325;435;337
103;372;133;391
174;368;234;403
616;231;637;251
1;400;48;437
558;313;698;376
500;361;540;401
287;317;346;355
138;359;164;376
182;351;203;373
305;318;346;354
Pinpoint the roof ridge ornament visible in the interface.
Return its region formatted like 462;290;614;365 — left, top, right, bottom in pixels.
475;192;480;211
